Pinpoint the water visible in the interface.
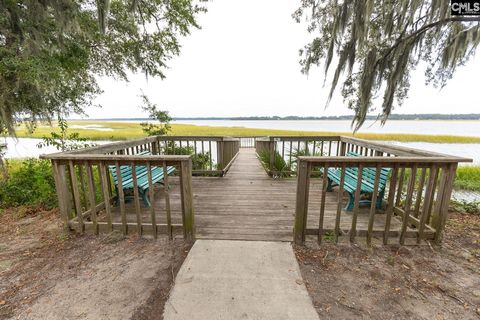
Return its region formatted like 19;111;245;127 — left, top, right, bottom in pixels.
173;119;480;164
1;138;110;159
1;120;480;164
385;141;479;165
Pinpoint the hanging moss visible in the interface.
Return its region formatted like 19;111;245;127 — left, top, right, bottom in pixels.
294;0;480;131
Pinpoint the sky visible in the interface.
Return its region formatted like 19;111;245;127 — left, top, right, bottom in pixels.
84;0;480;119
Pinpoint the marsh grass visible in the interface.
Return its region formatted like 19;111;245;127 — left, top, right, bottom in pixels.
11;121;480;143
454;166;480;191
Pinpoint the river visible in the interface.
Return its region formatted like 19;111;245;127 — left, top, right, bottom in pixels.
2;120;480;164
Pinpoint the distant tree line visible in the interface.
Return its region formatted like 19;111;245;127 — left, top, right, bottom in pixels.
173;114;480;121
78;114;480;121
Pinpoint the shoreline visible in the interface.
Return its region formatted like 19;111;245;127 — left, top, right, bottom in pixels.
67;119;480;122
10;121;480;144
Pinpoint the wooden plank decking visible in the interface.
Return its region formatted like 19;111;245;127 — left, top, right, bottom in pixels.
107;148;404;241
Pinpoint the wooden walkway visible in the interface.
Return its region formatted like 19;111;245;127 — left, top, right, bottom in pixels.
108;148;404;241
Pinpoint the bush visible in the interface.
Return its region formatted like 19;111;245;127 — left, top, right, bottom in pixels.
0;159;57;209
288;145;322;173
258;150;291;177
163;141;212;170
450;200;480;215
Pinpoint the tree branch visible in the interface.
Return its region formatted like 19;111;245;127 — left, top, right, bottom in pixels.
377;16;480;66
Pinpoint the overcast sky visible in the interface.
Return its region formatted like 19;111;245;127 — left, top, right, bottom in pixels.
85;0;480;119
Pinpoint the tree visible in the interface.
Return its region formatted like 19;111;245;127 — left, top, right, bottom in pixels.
37;117;95;151
0;0;205;134
139;93;172;136
294;0;480;130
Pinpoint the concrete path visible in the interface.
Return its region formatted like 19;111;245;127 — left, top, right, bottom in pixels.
164;240;319;320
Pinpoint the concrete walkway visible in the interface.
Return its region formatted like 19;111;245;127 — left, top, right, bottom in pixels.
164;240;319;320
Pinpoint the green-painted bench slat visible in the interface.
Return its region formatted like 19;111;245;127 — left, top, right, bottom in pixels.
107;151;175;206
326;152;392;211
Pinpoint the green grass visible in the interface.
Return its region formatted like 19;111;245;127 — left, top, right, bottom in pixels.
0;159;57;209
10;120;480;143
454;166;480;191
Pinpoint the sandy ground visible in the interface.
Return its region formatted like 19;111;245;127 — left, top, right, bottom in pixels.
1;206;479;319
295;212;480;319
0;208;190;320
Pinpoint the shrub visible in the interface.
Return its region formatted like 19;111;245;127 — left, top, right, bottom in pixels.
0;159;57;209
163;141;212;170
288;144;322;173
454;166;480;192
450;200;480;215
258;150;291;177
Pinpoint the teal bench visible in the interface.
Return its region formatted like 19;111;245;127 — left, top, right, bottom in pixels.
325;152;391;211
109;151;175;207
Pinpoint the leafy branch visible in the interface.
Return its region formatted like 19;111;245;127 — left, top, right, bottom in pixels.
37;117;95;152
139;93;172;136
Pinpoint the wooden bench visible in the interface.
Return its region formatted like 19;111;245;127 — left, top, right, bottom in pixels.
325;152;391;211
109;151;175;207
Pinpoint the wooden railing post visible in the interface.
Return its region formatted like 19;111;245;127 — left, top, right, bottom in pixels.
339;141;347;156
180;158;195;241
433;163;457;244
151;139;159;155
217;140;225;170
52;160;71;231
294;159;311;244
0;143;6;179
269;137;275;171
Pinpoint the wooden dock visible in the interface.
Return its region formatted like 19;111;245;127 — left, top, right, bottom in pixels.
107;148;404;241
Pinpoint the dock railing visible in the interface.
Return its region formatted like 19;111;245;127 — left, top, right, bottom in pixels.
42;134;471;245
41;135;240;240
255;136;472;245
234;137;258;148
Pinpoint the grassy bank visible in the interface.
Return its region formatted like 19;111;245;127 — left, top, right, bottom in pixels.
454;166;480;191
12;121;480;143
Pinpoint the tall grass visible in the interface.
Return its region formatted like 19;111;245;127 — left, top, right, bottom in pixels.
10;121;480;143
454;166;480;191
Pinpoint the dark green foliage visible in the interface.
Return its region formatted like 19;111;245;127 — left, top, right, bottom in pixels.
450;200;480;215
0;159;57;208
191;152;211;171
0;0;205;133
323;231;334;241
258;150;291;177
139;93;172;136
163;141;211;170
294;0;480;131
289;144;322;171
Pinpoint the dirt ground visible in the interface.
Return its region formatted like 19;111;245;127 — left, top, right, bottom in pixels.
295;212;480;319
0;207;190;320
1;207;479;320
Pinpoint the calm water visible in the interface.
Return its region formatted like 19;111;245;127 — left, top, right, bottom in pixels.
2;120;479;164
1;138;110;159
